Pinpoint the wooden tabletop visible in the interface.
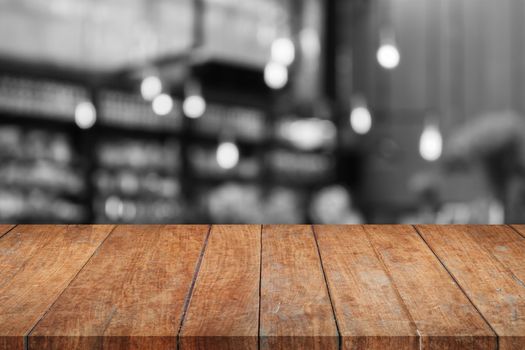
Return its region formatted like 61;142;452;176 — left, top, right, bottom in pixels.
1;225;524;350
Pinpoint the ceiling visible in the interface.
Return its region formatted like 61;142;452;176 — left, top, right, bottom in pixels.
0;0;193;71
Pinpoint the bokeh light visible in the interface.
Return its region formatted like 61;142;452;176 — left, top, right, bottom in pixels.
419;124;443;162
271;37;295;66
264;61;288;89
75;101;97;129
152;93;173;116
377;44;400;69
350;106;372;135
140;76;162;101
216;142;240;169
183;95;206;119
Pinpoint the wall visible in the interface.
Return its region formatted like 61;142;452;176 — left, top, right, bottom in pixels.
336;0;524;219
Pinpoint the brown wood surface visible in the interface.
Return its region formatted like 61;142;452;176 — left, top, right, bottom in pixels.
0;224;15;238
260;225;338;350
29;225;209;350
512;225;525;239
366;225;496;349
179;225;261;350
0;225;114;350
465;226;525;283
314;225;419;350
417;225;525;350
1;224;525;349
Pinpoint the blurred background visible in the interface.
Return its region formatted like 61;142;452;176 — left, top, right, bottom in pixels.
1;0;524;224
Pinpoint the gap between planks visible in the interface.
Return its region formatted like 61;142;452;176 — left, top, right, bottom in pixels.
176;225;213;350
509;224;525;239
412;225;500;349
0;225;17;240
311;225;342;350
258;224;263;350
508;225;525;288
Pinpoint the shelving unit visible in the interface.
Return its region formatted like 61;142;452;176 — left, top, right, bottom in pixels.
0;63;337;223
0;69;91;223
0;0;337;224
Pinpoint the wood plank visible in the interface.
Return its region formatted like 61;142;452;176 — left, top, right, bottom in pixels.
463;226;525;283
512;225;525;239
179;225;260;350
366;225;496;349
260;225;338;350
417;225;525;350
0;225;114;350
0;224;15;239
29;225;209;350
314;225;418;350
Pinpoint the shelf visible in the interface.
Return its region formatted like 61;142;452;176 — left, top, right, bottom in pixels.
0;49;337;223
98;90;183;132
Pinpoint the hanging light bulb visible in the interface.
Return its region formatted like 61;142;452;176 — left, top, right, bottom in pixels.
377;44;400;69
271;37;295;66
152;93;173;116
140;75;162;101
75;101;97;129
264;61;288;89
183;80;206;119
419;122;443;162
349;96;372;135
377;29;400;70
216;141;239;169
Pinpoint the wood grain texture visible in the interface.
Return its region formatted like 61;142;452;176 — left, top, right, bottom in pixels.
0;225;114;350
29;225;209;350
260;225;338;350
2;224;525;349
512;225;525;239
0;225;15;239
465;226;525;283
179;225;261;350
418;225;525;350
314;225;418;350
366;225;496;349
